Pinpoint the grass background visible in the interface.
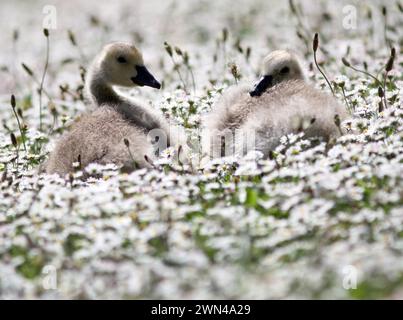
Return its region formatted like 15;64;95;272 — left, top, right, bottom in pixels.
0;0;402;299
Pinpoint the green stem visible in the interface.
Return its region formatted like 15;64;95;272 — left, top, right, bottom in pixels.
169;56;188;94
124;141;138;170
313;50;335;96
341;86;352;113
187;64;196;95
39;36;50;132
11;107;27;153
383;71;389;109
349;65;382;86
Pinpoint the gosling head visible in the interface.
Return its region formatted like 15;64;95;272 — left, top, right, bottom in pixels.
249;50;304;97
96;42;161;89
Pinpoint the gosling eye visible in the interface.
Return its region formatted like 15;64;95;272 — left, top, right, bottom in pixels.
117;56;127;64
280;66;290;74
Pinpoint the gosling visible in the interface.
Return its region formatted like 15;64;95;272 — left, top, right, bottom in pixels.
46;42;179;176
202;50;348;159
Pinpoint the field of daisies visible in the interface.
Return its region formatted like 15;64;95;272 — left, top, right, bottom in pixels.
0;0;402;299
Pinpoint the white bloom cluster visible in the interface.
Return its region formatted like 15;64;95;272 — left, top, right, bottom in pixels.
0;0;402;299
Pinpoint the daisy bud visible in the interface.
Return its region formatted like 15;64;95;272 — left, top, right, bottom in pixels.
164;42;173;57
10;133;17;147
313;33;319;52
341;57;351;67
10;94;16;109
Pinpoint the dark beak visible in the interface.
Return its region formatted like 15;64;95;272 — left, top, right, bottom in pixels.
249;75;273;97
131;65;161;89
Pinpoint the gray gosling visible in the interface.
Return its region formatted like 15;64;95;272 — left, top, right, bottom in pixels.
46;42;180;176
202;50;348;159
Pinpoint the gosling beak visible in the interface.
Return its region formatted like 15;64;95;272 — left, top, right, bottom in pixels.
249;75;273;97
132;65;161;89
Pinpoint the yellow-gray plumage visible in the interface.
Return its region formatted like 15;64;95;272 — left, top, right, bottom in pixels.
202;50;348;159
46;42;181;176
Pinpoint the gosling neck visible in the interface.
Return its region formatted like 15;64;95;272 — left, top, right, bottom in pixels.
86;66;120;106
